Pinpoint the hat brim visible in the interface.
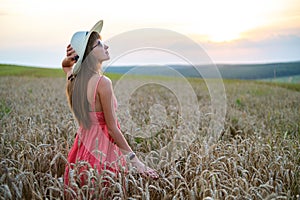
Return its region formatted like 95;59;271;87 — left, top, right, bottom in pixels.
72;20;103;75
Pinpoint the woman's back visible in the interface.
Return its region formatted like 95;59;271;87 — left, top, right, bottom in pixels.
87;74;104;112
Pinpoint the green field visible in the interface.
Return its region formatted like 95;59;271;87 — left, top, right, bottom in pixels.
0;64;129;80
1;64;300;92
260;75;300;84
0;64;65;77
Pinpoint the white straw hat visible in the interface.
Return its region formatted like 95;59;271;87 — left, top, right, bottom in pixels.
70;20;103;75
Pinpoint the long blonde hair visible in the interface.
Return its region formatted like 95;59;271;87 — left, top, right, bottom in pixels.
66;32;100;129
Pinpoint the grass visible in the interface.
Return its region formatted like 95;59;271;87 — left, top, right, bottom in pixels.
256;80;300;92
0;64;139;81
0;99;11;120
1;64;299;92
261;75;300;84
0;64;65;78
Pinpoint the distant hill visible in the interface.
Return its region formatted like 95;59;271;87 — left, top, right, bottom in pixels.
104;61;300;80
1;61;300;81
217;61;300;79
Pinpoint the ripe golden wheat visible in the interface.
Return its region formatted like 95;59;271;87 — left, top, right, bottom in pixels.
0;77;299;199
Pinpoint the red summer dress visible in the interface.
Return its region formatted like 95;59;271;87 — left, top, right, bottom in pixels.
64;75;126;186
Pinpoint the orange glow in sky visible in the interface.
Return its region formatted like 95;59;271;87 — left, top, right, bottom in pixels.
0;0;300;67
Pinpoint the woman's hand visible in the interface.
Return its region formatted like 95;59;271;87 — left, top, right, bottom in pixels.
131;157;159;179
62;44;78;69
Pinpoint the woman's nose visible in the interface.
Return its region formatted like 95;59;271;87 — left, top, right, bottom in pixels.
105;44;109;50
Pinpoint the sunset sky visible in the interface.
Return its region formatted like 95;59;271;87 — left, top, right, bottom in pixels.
0;0;300;68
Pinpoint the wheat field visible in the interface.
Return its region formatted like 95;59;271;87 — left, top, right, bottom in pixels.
0;76;299;199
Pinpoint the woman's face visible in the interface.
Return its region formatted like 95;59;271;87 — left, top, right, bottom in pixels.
92;38;110;63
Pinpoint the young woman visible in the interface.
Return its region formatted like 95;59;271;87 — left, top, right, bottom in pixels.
62;20;159;185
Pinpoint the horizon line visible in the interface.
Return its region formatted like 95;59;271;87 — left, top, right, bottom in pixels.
1;60;300;69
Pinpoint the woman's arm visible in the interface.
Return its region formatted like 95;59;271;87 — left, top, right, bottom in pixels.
99;76;133;154
62;44;77;75
99;76;159;179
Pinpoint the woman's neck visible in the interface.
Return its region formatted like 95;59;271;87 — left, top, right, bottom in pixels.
96;63;102;74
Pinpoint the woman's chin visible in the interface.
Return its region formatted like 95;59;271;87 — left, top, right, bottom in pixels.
99;57;110;63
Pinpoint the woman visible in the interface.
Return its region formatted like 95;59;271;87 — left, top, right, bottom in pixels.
62;20;159;186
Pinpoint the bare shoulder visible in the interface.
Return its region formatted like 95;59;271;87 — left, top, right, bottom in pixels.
98;75;113;94
99;75;112;86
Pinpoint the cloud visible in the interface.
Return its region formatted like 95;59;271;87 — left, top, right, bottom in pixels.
200;34;300;63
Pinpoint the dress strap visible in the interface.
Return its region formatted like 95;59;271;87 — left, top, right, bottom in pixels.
92;75;103;111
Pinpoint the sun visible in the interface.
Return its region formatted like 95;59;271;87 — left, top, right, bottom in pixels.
186;19;249;43
188;11;260;43
181;0;286;43
205;26;243;42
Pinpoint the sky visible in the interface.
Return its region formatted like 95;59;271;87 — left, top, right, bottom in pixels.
0;0;300;68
